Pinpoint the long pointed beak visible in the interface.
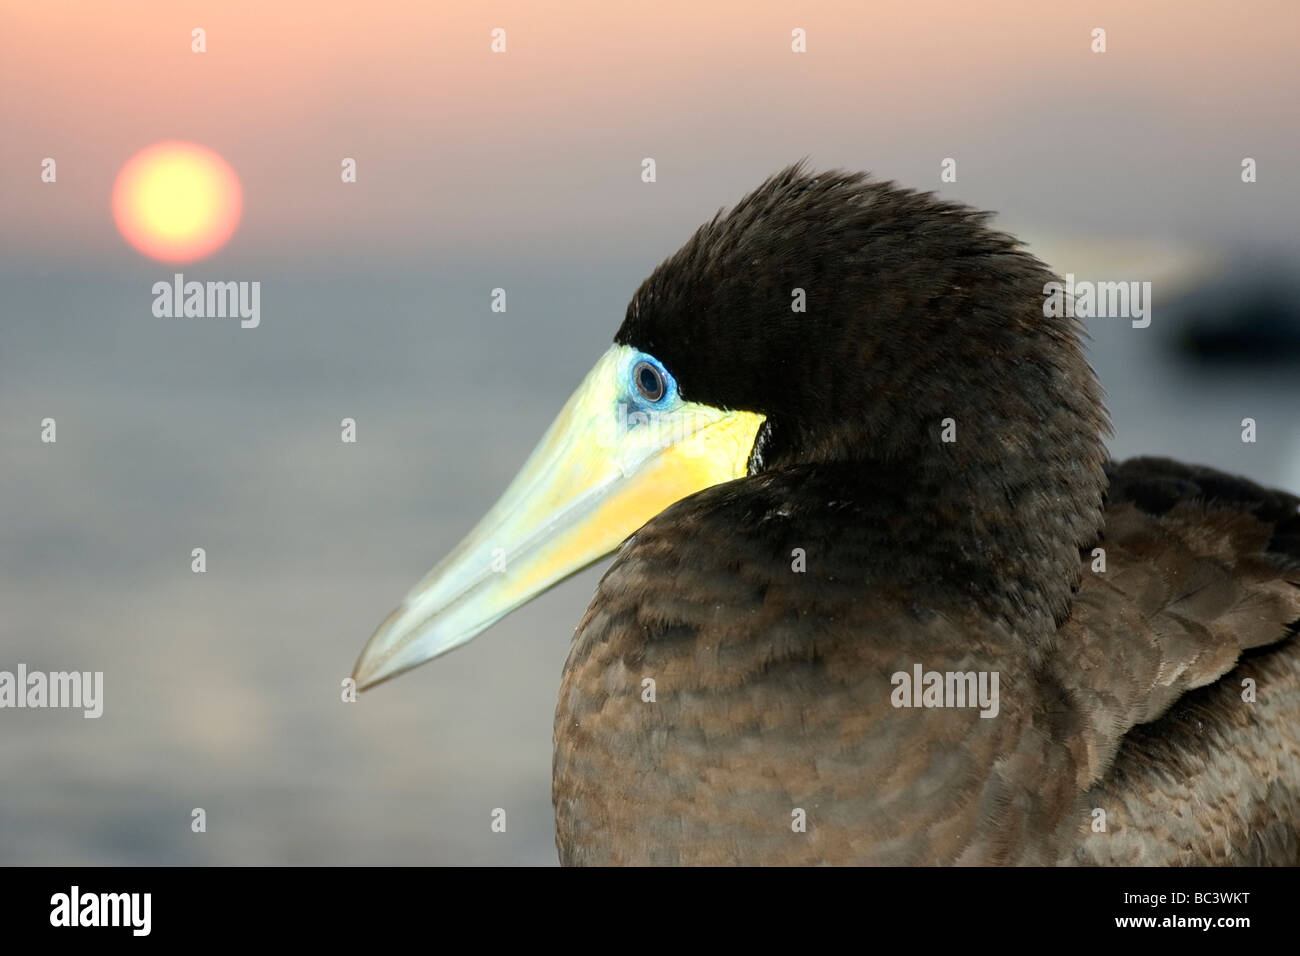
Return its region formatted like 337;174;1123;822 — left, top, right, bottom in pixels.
352;344;765;690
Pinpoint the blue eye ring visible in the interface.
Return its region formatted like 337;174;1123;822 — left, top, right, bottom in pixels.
633;360;666;402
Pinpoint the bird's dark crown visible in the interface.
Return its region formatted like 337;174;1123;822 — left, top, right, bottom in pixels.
616;163;1111;641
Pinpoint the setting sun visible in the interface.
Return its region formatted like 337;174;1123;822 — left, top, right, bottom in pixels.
112;141;242;262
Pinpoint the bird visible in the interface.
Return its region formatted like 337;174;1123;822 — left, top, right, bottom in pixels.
352;164;1300;865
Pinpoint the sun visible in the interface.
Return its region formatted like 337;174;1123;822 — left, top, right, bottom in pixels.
112;142;242;263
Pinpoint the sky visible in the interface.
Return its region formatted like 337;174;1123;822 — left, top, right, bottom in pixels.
4;0;1300;274
1;0;1298;865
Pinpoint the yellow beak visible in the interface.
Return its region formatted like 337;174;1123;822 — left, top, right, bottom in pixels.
352;344;765;689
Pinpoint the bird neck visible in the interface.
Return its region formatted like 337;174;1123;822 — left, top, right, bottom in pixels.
753;344;1109;657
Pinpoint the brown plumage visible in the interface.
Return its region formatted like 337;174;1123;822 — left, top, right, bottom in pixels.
554;459;1300;865
356;165;1300;865
549;168;1300;865
1069;462;1300;864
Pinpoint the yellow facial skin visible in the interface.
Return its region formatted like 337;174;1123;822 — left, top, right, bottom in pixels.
352;344;765;689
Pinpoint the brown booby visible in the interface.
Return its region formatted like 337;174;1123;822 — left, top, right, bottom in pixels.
353;165;1300;865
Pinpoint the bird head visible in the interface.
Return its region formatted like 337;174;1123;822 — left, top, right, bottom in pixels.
352;163;1107;688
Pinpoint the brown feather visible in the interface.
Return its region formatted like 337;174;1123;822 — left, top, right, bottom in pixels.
553;461;1300;865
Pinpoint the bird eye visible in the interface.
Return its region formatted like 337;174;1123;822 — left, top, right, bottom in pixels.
633;360;667;402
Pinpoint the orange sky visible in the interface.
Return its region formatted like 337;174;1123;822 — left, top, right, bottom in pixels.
3;0;1297;271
